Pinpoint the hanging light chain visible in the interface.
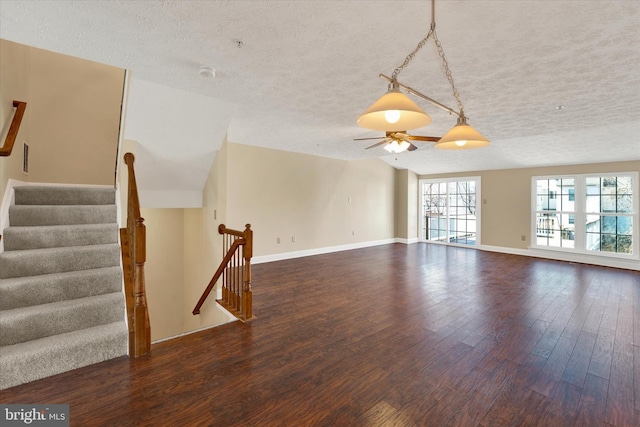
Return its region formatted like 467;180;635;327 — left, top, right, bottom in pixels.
432;29;465;115
389;0;467;118
391;28;434;81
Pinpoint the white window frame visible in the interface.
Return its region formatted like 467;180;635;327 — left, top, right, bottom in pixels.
419;177;481;247
531;172;638;260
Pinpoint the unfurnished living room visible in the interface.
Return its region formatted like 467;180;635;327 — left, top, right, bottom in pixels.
0;1;639;426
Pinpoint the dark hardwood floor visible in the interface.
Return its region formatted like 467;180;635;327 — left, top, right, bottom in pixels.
2;243;639;426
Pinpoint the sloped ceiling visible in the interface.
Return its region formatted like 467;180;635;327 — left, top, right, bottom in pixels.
124;78;233;207
1;0;639;186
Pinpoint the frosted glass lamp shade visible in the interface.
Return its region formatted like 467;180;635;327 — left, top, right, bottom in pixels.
435;116;490;150
357;89;431;132
383;139;411;153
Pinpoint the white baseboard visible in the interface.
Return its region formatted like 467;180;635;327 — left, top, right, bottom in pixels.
151;318;237;345
252;238;397;264
480;244;640;271
251;238;638;271
0;179;22;249
396;237;419;245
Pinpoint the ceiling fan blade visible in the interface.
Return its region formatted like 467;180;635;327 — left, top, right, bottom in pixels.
354;136;385;141
407;143;418;151
365;139;391;150
407;135;440;142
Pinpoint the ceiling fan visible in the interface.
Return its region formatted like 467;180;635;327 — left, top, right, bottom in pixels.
354;131;440;153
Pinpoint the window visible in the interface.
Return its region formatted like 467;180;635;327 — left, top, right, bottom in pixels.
532;173;637;257
585;176;634;254
535;178;575;248
420;178;480;246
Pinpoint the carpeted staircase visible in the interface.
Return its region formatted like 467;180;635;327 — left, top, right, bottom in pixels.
0;185;128;390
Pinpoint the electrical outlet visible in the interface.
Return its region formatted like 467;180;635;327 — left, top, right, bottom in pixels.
213;210;217;220
521;235;526;241
352;230;355;236
277;237;281;244
292;236;295;243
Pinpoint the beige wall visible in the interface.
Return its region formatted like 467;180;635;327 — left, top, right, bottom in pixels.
140;142;231;341
225;142;396;257
139;141;399;340
0;39;123;193
394;170;408;239
394;169;418;240
407;171;418;240
182;141;230;334
420;160;640;250
0;39;31;201
140;208;185;341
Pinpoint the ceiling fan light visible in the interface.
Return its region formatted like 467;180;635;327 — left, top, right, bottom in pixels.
383;139;411;154
383;142;396;153
357;88;431;132
435;116;490;150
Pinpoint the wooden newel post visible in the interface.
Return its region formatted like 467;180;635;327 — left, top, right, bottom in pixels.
242;224;253;320
122;152;151;357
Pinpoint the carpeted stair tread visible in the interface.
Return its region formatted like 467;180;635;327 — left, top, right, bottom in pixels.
0;292;125;346
3;223;119;251
0;266;122;310
0;243;120;279
8;204;116;226
14;186;115;205
0;184;129;390
0;321;127;390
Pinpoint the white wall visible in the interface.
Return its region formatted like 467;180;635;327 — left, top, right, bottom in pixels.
124;78;233;208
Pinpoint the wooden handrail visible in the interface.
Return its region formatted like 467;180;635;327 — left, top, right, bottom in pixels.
192;238;244;315
120;153;150;357
0;101;27;157
193;224;254;321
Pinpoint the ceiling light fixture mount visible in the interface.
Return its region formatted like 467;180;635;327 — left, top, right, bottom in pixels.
357;0;489;152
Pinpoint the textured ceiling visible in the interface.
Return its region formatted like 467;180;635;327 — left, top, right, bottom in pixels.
1;0;639;176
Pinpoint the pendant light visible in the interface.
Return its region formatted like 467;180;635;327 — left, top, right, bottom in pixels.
357;0;489;150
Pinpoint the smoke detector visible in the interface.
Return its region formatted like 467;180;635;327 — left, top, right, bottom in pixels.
199;67;215;78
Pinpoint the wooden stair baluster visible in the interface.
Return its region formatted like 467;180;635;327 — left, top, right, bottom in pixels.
193;223;254;322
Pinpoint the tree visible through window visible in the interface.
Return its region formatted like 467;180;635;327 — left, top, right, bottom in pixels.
533;173;636;256
585;176;634;254
421;178;479;246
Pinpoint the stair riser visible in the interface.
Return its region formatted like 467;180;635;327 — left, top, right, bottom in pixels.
0;293;125;346
0;267;123;310
3;224;119;251
9;205;117;226
0;244;121;279
14;186;115;206
0;185;128;390
0;322;128;390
